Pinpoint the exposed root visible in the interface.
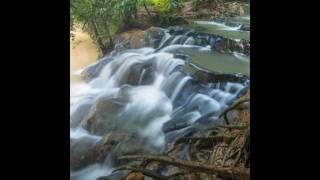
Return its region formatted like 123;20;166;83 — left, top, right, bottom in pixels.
118;155;250;180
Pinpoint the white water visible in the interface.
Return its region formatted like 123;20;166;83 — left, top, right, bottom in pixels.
70;164;113;180
70;45;246;139
171;76;191;101
195;20;242;31
70;27;249;179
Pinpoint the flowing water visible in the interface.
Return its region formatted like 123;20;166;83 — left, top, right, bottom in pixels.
70;15;250;180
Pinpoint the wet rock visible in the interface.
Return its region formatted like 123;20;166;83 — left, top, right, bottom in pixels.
138;66;156;85
81;57;113;82
117;62;155;86
173;53;189;60
96;171;129;180
70;103;93;128
145;27;166;48
163;27;250;55
240;24;250;31
70;137;100;170
168;26;188;35
101;134;157;167
70;131;156;171
185;62;249;84
82;96;128;135
225;21;241;27
211;37;250;55
113;30;149;50
163;119;191;133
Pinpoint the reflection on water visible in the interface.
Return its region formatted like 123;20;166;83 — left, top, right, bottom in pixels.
70;29;99;84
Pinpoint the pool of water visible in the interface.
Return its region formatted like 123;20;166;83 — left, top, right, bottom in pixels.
167;46;250;76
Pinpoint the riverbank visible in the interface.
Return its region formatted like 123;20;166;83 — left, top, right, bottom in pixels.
70;29;100;84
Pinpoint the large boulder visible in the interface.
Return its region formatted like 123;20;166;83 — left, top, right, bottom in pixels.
82;95;128;135
113;30;149;50
145;27;166;48
70;137;100;171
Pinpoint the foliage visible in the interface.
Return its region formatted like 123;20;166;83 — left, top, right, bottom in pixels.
152;0;183;13
71;0;141;54
192;0;218;7
70;0;186;54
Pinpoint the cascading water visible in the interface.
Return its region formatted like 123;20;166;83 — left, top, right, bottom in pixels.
70;22;250;180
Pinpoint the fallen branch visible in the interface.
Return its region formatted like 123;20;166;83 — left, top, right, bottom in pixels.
118;155;250;179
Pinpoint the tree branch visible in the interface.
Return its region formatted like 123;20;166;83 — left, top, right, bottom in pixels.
118;155;250;179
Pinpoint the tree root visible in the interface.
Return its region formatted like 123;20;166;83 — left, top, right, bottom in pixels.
118;155;250;180
222;136;239;166
182;134;236;143
234;128;250;166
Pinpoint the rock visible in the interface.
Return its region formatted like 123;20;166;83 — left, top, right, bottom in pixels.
125;172;145;180
226;2;245;16
98;133;157;167
70;131;156;171
145;27;166;48
185;62;249;84
82;96;128;135
70;137;100;170
225;21;241;28
96;171;129;180
173;53;189;60
239;24;250;31
162;27;250;55
81;57;113;82
113;29;149;50
70;102;93;128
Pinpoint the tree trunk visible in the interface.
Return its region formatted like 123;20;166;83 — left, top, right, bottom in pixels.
104;19;114;52
89;20;107;55
143;2;152;17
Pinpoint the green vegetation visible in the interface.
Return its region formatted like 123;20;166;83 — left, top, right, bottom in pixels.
192;0;217;7
70;0;185;54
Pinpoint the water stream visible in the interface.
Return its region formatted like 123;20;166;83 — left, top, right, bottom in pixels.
70;14;250;180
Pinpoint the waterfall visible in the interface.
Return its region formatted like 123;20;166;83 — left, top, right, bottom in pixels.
70;24;250;179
